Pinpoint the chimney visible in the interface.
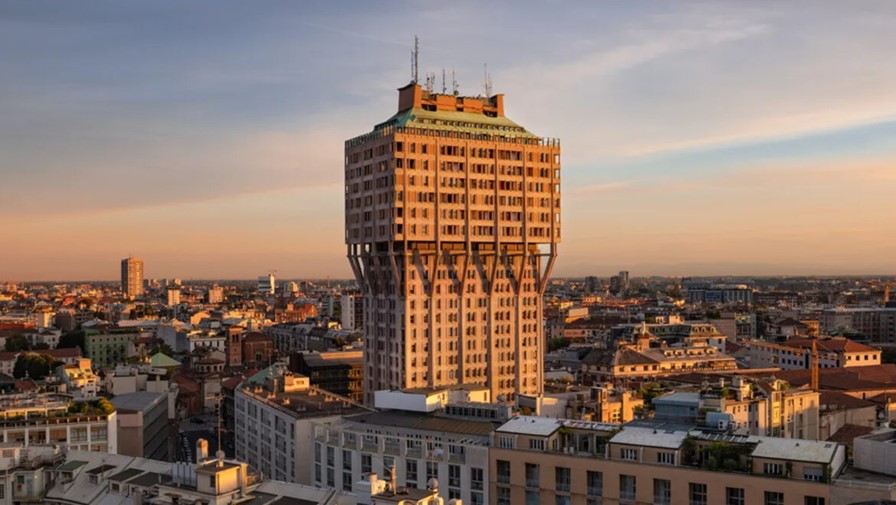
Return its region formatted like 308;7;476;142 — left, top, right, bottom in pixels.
196;439;208;463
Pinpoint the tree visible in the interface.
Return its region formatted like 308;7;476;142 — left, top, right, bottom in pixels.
58;330;85;350
13;353;63;380
151;343;175;357
548;338;568;352
4;334;29;352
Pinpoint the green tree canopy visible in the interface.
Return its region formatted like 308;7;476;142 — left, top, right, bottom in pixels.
57;330;85;350
4;334;29;352
13;353;63;380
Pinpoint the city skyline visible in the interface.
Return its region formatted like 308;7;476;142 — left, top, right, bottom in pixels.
3;1;896;281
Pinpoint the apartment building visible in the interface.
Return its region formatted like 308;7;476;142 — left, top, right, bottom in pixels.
312;408;493;505
820;307;896;343
345;80;560;402
654;377;821;440
490;416;847;505
582;334;737;384
747;338;881;370
0;394;117;453
234;364;369;485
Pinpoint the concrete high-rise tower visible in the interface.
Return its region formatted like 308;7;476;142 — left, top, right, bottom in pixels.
120;257;144;299
345;81;560;402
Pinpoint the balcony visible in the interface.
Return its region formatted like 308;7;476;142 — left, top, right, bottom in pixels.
384;441;401;456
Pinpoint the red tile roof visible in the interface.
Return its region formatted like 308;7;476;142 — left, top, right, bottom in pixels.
783;337;879;354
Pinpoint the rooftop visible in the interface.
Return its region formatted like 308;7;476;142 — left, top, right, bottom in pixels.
109;391;166;413
346;411;496;438
496;415;563;437
611;426;690;449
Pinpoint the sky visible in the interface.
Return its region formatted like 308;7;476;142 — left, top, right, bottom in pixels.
1;1;895;281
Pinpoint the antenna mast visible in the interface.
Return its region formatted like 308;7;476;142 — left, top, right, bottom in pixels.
483;63;493;97
441;68;447;94
452;69;458;96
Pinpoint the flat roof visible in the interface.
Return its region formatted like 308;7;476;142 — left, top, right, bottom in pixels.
749;436;839;464
611;426;690;449
653;392;701;405
496;416;561;437
110;391;166;412
348;411;495;438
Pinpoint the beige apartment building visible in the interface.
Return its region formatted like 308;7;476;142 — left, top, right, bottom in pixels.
345;81;560;402
490;416;854;505
120;256;144;299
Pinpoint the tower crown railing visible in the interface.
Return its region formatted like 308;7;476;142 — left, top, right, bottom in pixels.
346;125;560;149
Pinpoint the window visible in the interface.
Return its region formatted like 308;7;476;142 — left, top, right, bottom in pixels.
530;438;545;450
726;487;745;505
471;467;483;490
470;491;484;505
426;461;438;481
556;496;571;505
525;491;540;505
449;464;461;488
555;466;570;492
653;479;671;505
620;475;636;502
587;470;603;497
361;454;372;474
689;483;707;505
209;475;216;489
342;450;351;471
342;472;352;491
326;467;334;487
765;491;784;505
499;436;515;449
620;448;638;461
497;486;511;505
406;459;418;485
803;467;823;481
525;463;540;488
657;451;675;465
314;442;321;462
805;498;825;505
497;460;511;484
763;462;783;475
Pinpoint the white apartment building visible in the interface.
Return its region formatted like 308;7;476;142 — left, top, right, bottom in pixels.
234;364;369;485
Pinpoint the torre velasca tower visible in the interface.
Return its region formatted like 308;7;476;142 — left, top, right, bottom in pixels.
345;80;560;403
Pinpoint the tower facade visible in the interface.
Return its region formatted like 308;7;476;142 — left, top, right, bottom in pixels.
345;82;560;402
120;257;144;299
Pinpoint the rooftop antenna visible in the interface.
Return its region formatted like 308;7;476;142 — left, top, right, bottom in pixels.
441;68;447;94
483;64;493;97
452;69;459;96
411;35;419;84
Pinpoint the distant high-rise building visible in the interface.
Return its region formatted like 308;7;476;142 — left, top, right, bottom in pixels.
257;274;276;294
340;292;364;331
120;257;144;299
345;79;560;402
207;285;224;304
166;286;181;307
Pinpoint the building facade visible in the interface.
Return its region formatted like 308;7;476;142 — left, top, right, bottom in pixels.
0;394;117;454
345;81;560;402
120;257;144;299
234;364;368;485
490;416;846;505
